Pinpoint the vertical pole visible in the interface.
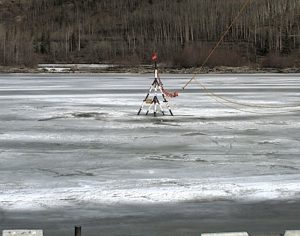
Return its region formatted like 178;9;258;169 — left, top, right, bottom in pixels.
153;60;158;117
75;226;81;236
154;61;158;83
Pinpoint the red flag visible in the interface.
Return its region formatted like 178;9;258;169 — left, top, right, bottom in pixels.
151;52;158;62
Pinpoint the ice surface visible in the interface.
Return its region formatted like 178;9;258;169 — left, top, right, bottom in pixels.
1;73;300;211
0;73;300;234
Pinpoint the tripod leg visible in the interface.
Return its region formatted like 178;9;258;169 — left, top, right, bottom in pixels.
157;99;165;115
137;96;148;115
166;102;174;116
146;102;154;116
154;102;157;117
137;106;143;115
137;85;154;115
162;94;174;116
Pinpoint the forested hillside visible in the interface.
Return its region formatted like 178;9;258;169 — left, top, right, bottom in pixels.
0;0;299;68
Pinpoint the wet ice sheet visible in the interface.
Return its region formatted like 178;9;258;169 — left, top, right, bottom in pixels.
1;175;300;210
0;73;300;211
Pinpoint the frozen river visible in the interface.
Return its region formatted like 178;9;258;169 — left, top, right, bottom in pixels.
0;73;300;235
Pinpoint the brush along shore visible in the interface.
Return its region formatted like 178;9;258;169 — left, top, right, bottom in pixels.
0;64;299;74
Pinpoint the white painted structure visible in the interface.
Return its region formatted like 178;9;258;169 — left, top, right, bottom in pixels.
202;232;249;236
2;230;43;236
284;230;300;236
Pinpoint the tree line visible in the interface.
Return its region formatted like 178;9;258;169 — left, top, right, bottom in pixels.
0;0;299;68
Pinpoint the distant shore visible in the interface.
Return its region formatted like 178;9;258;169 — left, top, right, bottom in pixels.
0;64;299;74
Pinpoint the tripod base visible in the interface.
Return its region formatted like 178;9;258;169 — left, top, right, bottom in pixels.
137;78;173;117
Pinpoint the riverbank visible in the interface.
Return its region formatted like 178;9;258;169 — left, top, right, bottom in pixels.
0;64;299;74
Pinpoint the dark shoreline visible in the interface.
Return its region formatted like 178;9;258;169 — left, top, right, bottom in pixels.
0;65;299;74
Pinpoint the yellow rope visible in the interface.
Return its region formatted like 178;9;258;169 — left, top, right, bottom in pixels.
182;0;253;90
179;0;300;114
193;77;300;109
192;78;300;115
